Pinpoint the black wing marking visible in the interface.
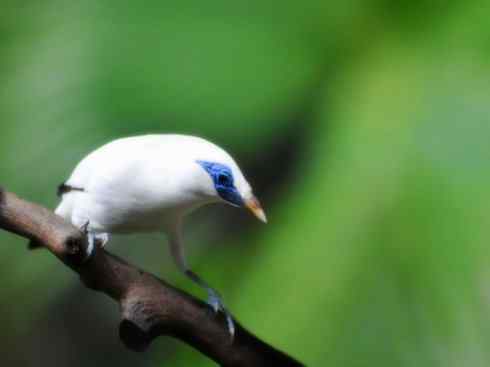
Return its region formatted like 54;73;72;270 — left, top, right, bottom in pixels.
57;183;85;197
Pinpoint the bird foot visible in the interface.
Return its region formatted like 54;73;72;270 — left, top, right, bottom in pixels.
206;291;235;339
80;221;96;262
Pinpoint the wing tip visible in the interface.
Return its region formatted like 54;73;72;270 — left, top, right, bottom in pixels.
57;183;84;197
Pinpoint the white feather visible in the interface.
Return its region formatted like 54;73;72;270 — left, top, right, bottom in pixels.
56;134;252;234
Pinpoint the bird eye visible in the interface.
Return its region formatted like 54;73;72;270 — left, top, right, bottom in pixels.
217;173;232;186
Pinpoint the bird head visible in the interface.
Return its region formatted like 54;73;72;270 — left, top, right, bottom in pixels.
196;159;267;223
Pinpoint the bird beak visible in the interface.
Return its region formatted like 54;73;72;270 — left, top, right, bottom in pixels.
245;195;267;223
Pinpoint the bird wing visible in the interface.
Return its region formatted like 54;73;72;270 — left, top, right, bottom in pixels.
58;135;193;231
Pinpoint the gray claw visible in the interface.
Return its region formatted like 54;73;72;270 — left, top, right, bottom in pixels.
79;221;96;262
83;234;96;262
206;291;235;339
207;292;221;313
225;313;235;338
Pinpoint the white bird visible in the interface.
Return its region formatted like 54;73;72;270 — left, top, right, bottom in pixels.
35;134;267;336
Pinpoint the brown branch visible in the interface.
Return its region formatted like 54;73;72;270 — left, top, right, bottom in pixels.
0;187;304;367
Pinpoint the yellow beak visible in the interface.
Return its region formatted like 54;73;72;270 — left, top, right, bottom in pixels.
245;195;267;223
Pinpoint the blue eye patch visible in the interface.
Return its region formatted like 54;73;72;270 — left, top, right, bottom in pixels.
196;160;244;207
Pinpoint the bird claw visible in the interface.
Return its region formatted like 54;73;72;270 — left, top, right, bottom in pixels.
206;291;235;339
79;221;96;262
207;292;221;313
83;234;96;262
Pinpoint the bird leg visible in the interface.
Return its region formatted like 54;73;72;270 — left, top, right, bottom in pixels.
80;221;102;260
184;269;235;337
80;221;96;260
169;229;235;338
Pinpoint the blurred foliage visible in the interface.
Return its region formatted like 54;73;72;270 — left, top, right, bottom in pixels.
1;0;490;366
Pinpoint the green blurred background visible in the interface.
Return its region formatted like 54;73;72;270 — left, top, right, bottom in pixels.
1;1;490;366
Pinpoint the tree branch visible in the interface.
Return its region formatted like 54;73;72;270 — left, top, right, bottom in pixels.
0;187;304;367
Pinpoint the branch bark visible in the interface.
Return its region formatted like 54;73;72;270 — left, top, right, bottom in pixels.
0;187;304;367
